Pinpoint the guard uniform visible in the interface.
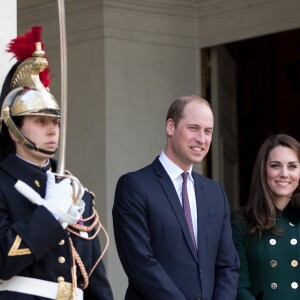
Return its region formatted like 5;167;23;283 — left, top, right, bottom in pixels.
231;206;300;300
0;26;113;300
0;154;112;300
0;154;113;299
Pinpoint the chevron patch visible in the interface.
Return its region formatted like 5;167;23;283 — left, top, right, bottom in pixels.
8;235;31;256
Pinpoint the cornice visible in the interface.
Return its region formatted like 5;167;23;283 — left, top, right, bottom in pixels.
101;0;200;48
18;0;200;48
18;0;300;49
102;0;200;19
18;0;200;24
18;1;103;48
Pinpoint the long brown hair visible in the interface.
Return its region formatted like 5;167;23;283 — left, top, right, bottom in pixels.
246;134;300;236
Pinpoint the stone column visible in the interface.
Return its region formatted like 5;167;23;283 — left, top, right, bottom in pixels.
0;0;17;87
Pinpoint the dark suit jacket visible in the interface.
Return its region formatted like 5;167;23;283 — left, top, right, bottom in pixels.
113;157;239;300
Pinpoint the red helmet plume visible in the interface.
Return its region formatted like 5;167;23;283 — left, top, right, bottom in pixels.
6;26;51;88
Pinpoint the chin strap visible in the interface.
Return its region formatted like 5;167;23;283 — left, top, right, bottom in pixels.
4;109;57;155
24;136;57;155
2;99;57;156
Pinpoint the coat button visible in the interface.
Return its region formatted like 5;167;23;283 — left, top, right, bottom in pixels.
270;282;278;289
290;239;298;245
58;239;65;246
289;222;295;226
291;282;298;289
58;256;66;264
269;239;276;245
291;260;298;267
270;260;277;267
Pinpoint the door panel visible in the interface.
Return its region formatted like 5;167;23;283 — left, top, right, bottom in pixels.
211;46;239;210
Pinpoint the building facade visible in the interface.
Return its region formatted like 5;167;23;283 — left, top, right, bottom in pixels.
1;1;300;298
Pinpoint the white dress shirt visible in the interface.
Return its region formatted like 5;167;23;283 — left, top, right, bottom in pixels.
159;151;198;247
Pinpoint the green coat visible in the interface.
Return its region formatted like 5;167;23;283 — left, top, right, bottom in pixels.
231;207;300;300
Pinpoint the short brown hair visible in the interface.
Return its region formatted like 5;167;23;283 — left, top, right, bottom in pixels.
166;95;210;127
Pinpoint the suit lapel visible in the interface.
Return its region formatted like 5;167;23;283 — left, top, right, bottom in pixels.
152;158;198;262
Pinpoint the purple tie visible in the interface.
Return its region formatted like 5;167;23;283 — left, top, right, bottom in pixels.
182;172;196;249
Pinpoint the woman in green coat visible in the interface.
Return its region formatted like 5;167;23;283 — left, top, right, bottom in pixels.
231;134;300;300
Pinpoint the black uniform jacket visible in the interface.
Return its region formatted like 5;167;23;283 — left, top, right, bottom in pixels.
0;154;113;300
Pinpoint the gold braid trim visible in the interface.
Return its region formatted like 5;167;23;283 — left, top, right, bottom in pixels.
88;218;110;277
68;208;98;233
68;237;78;299
69;237;89;290
67;208;101;240
66;206;110;288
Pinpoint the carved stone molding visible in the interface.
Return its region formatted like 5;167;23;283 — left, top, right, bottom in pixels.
18;0;300;48
18;0;199;48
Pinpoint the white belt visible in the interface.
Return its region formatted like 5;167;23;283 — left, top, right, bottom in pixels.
0;276;83;300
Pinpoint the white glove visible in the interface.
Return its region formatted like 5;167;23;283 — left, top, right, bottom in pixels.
68;199;85;222
14;172;82;227
45;170;73;213
46;171;85;221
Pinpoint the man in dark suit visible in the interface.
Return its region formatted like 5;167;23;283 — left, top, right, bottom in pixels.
113;95;239;300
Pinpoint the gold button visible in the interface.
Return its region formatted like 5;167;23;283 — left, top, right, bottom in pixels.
269;239;276;245
58;256;65;264
291;260;298;267
270;260;277;267
58;239;65;246
57;276;64;282
271;282;277;289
